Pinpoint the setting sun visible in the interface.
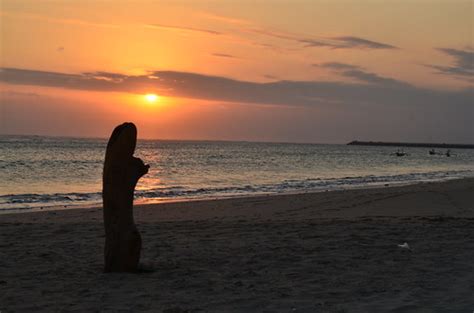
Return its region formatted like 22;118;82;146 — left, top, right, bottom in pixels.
144;94;159;103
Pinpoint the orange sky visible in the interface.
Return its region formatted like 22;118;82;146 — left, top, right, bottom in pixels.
0;0;473;143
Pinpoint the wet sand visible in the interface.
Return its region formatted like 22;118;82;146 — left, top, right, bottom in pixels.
1;178;473;312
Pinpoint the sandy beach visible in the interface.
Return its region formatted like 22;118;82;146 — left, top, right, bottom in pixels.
1;178;473;312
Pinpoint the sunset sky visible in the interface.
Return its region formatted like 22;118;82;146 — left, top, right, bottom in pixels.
1;0;473;143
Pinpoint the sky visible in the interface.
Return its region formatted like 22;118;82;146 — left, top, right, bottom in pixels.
0;0;473;143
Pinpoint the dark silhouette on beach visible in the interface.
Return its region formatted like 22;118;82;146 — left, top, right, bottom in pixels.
103;122;149;272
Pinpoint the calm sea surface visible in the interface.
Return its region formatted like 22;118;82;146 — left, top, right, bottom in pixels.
1;135;473;212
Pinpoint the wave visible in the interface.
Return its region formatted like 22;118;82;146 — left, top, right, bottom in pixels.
1;169;472;211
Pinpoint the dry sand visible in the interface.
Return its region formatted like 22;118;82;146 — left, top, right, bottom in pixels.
1;179;473;312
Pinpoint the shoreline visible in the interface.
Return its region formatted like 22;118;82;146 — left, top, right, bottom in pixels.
2;175;473;215
2;177;474;221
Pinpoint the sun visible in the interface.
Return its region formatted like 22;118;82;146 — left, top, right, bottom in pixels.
144;93;159;103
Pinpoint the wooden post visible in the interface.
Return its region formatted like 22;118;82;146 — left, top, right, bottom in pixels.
102;122;149;272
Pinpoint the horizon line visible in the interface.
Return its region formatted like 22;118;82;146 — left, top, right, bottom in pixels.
0;132;342;145
1;132;473;146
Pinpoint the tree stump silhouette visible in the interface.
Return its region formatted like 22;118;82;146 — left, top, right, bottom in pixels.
103;122;149;272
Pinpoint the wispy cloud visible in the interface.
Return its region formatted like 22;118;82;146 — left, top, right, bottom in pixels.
315;62;408;87
1;90;41;97
3;10;396;53
314;62;360;70
427;48;474;81
212;53;238;59
248;28;298;41
82;71;128;82
306;36;397;50
198;12;252;26
146;23;222;35
0;11;119;29
248;28;397;50
263;74;279;80
342;69;409;87
200;12;397;50
152;12;397;51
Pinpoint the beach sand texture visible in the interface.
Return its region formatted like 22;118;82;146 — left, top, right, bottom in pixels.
1;178;473;312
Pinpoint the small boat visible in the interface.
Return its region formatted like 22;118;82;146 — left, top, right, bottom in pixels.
394;149;406;157
429;149;436;155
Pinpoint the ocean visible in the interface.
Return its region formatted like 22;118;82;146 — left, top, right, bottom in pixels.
1;135;473;212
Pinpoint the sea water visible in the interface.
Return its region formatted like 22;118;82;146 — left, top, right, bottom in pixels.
1;135;473;212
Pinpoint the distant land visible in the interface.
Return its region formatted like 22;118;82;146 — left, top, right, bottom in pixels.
347;141;474;149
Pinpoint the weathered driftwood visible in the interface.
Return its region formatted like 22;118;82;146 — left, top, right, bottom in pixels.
103;122;149;272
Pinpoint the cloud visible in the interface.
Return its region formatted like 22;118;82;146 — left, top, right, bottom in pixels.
212;53;238;59
316;62;409;87
427;48;474;81
248;28;298;41
342;69;409;87
249;28;397;50
185;14;397;51
1;90;41;97
314;62;360;70
3;10;395;52
199;10;396;52
198;12;252;26
263;74;279;80
301;36;397;49
330;36;397;50
0;11;119;29
146;23;222;35
438;48;473;70
0;67;471;111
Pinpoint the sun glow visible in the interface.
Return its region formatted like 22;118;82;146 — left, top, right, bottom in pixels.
144;93;159;103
